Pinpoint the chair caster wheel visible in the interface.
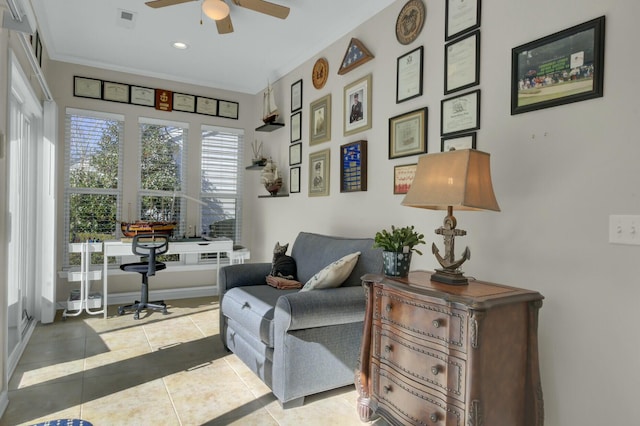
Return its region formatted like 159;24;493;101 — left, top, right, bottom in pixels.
133;313;140;320
118;307;124;316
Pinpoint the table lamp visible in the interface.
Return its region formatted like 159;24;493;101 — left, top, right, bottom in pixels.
401;149;500;285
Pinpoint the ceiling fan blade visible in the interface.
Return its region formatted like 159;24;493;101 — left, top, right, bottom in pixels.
216;15;234;34
232;0;290;19
145;0;197;8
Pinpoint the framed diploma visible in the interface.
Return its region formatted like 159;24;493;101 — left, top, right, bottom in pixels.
290;111;302;142
218;100;239;119
291;79;302;112
102;81;130;103
173;93;196;113
389;107;428;159
196;97;218;116
340;140;367;193
441;132;477;152
445;0;481;41
445;30;480;95
289;142;302;166
74;76;102;99
441;89;480;136
397;46;424;103
130;86;155;106
290;167;301;193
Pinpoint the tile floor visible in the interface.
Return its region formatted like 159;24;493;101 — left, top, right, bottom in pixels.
1;298;388;426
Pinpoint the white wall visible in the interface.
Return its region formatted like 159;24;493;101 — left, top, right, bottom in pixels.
244;0;639;424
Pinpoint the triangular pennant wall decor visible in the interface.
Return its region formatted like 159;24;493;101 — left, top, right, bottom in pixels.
338;38;374;75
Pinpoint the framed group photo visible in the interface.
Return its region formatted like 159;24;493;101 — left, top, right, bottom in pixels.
389;107;428;159
344;74;372;136
310;94;331;145
511;16;605;115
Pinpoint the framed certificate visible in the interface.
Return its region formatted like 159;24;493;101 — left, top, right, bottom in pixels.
290;111;301;142
445;30;480;95
291;79;302;112
196;97;217;116
389;107;428;159
102;81;130;103
290;167;301;193
441;132;477;152
74;76;102;99
441;89;480;136
445;0;481;41
130;86;155;106
218;100;239;119
289;142;302;166
397;46;424;103
173;93;196;113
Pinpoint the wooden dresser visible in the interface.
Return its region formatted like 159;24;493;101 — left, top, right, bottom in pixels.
356;271;544;426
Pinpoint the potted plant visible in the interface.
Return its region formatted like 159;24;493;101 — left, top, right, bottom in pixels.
373;225;425;277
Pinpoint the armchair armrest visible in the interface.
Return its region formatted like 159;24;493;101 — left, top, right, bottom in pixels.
275;286;366;331
219;262;272;295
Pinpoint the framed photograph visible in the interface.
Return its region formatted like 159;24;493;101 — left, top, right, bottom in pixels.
196;96;218;116
397;46;424;103
309;149;330;197
441;89;480;136
173;93;196;113
291;79;302;112
445;30;480;95
344;74;372;136
394;163;417;195
389;107;428;159
74;76;102;99
289;142;302;166
102;81;130;103
441;132;477;152
511;16;605;115
340;140;367;193
310;94;331;145
445;0;481;41
218;100;239;119
290;167;301;193
290;111;302;142
130;86;155;106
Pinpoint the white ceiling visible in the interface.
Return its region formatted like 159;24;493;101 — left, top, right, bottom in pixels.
29;0;396;94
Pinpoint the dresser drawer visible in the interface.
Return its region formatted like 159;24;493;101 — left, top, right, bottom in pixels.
372;363;464;426
373;325;466;403
374;285;468;351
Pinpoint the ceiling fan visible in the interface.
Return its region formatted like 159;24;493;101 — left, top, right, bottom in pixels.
145;0;290;34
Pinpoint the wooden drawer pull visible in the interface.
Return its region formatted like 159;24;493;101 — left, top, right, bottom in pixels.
431;366;440;376
383;385;392;394
385;303;392;312
430;413;439;422
384;344;393;353
432;319;442;328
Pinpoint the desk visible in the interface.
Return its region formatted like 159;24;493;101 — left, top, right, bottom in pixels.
102;238;233;318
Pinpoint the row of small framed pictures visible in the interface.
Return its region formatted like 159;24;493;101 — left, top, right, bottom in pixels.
72;76;239;119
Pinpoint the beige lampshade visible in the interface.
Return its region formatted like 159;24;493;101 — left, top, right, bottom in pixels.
202;0;230;21
402;149;500;212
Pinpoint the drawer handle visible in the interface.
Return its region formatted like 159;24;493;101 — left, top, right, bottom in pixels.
431;366;440;376
432;319;442;328
430;413;439;422
384;344;392;353
385;303;392;312
383;385;391;394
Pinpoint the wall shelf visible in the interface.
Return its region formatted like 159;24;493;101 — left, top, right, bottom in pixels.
255;122;284;132
258;193;289;198
246;164;265;170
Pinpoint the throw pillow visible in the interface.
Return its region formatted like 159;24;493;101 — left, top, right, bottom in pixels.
301;251;361;291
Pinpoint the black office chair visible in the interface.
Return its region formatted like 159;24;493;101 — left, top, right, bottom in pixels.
117;234;169;320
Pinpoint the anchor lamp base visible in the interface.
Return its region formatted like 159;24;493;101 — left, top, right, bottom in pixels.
431;267;468;285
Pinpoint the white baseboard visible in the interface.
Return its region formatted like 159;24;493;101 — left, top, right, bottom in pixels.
56;286;219;309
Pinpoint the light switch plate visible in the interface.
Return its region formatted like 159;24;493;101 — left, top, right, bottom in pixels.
609;215;640;245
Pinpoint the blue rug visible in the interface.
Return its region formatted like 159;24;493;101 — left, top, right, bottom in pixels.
31;420;92;426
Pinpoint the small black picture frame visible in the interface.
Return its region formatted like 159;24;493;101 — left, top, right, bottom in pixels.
511;16;605;115
397;46;424;103
445;31;480;95
291;79;302;112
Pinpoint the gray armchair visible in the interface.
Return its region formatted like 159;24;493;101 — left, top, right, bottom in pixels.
218;232;382;407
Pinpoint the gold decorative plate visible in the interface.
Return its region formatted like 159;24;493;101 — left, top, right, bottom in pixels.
312;57;329;90
396;0;426;45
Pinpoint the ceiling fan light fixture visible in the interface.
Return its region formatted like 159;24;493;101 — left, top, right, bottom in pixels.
202;0;230;21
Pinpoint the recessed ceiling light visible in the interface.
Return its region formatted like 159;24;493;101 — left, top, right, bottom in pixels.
172;42;189;50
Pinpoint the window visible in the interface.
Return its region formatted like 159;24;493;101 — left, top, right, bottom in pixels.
138;118;188;237
201;125;244;244
64;109;124;267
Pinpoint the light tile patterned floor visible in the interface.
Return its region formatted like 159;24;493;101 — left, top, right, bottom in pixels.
1;298;387;426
